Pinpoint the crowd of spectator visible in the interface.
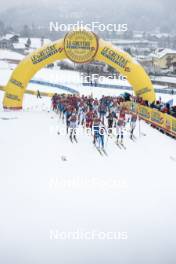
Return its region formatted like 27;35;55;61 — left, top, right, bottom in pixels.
132;95;176;118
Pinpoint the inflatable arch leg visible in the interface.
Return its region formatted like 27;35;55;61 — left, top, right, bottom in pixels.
3;39;66;109
3;30;155;109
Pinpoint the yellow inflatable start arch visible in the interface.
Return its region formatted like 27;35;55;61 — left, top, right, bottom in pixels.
3;30;156;109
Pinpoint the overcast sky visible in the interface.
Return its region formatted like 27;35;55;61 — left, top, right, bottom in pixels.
0;0;175;10
0;0;175;33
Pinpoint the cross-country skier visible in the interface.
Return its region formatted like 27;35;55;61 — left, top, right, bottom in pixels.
51;93;58;111
116;107;126;144
37;90;42;99
92;98;99;112
68;109;78;142
130;112;138;139
98;103;107;124
78;102;86;126
106;111;115;135
92;115;106;150
65;106;72;134
86;109;94;128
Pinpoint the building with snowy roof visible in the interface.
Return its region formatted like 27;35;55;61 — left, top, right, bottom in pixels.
153;49;176;71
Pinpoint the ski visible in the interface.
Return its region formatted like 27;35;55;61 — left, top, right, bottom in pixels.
94;145;103;156
115;141;122;149
170;156;176;162
130;136;136;142
61;155;67;162
102;148;108;156
120;143;126;150
141;132;147;137
0;117;18;121
132;135;137;140
74;137;78;143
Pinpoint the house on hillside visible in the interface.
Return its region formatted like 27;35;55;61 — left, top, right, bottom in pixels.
109;39;158;56
14;37;51;54
152;49;176;72
0;34;19;49
137;55;154;74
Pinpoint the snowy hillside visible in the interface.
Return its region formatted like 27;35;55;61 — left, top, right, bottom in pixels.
0;91;176;263
0;49;24;61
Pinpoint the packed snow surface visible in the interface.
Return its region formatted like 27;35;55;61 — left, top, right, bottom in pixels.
0;63;176;263
0;90;176;263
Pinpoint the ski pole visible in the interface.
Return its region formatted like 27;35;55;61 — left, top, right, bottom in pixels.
139;117;141;137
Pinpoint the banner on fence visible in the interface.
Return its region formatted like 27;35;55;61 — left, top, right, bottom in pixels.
126;102;176;137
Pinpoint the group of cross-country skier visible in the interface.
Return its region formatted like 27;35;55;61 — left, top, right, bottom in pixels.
51;93;138;153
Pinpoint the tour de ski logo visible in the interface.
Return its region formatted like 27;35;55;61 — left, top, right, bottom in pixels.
64;30;98;63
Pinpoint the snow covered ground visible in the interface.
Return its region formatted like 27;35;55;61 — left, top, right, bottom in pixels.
0;49;24;61
0;62;176;263
0;89;176;263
